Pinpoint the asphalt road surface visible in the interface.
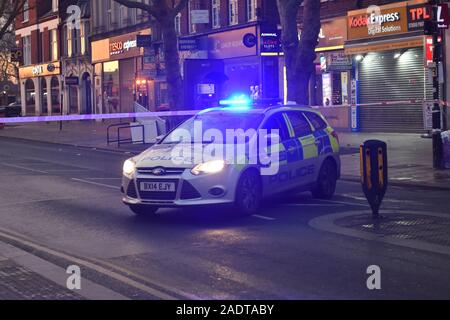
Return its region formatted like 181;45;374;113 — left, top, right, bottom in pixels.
0;136;449;299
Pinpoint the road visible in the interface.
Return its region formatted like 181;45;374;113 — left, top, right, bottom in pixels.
0;136;449;300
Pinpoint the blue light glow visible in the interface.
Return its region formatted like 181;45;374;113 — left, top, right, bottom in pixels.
219;94;252;108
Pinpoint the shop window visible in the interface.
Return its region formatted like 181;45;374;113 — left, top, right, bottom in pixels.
51;76;60;114
229;0;238;25
103;61;120;113
211;0;220;29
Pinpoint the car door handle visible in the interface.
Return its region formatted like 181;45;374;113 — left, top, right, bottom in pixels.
288;146;296;152
314;139;321;145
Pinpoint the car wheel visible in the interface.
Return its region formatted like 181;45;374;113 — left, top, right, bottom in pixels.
129;205;158;217
311;158;337;199
235;170;262;216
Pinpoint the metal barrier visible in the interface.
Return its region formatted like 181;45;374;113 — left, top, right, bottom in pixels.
107;122;145;147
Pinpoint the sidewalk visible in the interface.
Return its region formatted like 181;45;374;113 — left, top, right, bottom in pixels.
0;120;150;154
338;132;450;190
1;121;449;189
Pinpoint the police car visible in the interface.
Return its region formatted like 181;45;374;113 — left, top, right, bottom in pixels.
121;101;340;216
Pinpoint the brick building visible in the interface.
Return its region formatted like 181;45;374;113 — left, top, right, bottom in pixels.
15;0;61;116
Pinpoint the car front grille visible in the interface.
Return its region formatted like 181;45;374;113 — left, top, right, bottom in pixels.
136;167;186;176
136;179;179;200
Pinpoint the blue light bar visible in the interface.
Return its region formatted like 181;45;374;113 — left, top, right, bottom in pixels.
219;94;252;107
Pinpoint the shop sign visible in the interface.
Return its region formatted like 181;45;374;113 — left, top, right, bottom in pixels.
344;38;423;55
326;52;353;71
65;76;79;86
110;39;137;56
407;4;432;31
437;3;449;29
179;39;199;51
347;4;408;40
208;26;257;59
260;31;281;53
425;36;434;66
19;62;61;79
317;17;347;49
136;35;152;47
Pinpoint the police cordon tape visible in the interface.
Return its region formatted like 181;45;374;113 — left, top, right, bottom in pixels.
0;99;447;124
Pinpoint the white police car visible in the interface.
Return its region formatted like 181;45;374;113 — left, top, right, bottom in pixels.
121;103;340;216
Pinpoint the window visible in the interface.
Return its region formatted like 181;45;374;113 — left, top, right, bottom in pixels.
262;113;290;142
188;0;197;34
286;111;312;137
119;5;128;27
229;0;238;25
211;0;220;29
80;23;87;55
304;112;327;131
52;0;58;12
175;13;181;35
66;26;73;57
107;0;113;28
50;29;58;61
246;0;257;21
23;1;29;22
23;35;31;65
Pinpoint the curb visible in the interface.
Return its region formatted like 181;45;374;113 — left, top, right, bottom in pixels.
340;175;450;191
309;210;450;257
0;135;146;156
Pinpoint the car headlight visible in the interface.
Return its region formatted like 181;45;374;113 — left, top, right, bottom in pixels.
191;160;225;175
123;159;136;175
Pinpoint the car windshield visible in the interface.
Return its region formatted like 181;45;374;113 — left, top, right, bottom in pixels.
161;112;264;144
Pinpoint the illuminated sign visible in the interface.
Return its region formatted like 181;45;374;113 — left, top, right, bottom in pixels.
19;62;61;79
110;39;137;55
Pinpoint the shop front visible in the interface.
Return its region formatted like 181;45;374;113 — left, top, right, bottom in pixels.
345;0;432;133
18;61;61;116
91;29;151;114
183;25;280;109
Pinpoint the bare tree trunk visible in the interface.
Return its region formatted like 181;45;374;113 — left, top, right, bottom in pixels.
277;0;320;106
277;0;300;103
295;0;321;105
160;17;184;111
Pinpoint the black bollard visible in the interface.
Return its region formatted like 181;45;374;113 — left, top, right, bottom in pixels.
360;140;388;219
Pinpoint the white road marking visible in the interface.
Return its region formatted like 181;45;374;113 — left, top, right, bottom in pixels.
1;163;48;174
315;199;369;207
282;203;344;207
252;214;276;221
86;177;122;180
71;178;120;190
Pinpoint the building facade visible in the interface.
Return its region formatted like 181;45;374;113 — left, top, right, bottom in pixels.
90;0;153;114
15;0;62;116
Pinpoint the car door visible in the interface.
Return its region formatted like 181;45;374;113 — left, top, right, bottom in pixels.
284;111;317;187
259;112;297;195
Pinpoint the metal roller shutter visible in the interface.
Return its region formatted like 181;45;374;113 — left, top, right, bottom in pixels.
358;47;432;133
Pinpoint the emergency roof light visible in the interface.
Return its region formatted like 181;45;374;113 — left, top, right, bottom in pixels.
219;94;252;110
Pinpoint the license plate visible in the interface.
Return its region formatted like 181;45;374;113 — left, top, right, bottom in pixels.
140;181;176;192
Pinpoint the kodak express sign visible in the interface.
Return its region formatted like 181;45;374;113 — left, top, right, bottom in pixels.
347;4;408;40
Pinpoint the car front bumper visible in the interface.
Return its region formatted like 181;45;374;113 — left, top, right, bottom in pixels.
121;166;241;208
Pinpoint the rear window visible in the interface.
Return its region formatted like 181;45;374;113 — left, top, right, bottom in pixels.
285;111;312;137
304;112;327;131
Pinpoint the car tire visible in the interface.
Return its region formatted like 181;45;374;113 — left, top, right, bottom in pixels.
129;205;158;217
311;158;337;199
235;170;262;216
